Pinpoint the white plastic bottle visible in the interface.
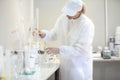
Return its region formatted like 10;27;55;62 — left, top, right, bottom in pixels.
115;26;120;57
108;36;115;56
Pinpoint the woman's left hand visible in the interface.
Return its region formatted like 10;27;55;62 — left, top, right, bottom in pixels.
45;47;60;54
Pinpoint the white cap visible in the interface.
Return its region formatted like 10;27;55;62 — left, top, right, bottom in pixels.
62;0;83;16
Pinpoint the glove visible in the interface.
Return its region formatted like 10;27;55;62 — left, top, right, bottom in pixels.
32;28;46;38
45;47;60;54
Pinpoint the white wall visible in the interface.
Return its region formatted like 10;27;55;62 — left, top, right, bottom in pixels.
0;0;19;49
107;0;120;36
34;0;66;30
83;0;106;50
0;0;30;50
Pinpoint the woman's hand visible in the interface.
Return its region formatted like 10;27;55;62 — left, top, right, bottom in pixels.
32;28;46;38
45;47;60;54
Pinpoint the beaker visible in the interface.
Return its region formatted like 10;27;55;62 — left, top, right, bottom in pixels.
11;50;24;80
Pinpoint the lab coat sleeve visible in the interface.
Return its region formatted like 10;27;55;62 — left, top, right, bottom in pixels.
60;22;94;58
42;15;63;41
41;29;57;41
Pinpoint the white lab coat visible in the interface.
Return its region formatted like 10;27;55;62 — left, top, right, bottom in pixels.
43;13;94;80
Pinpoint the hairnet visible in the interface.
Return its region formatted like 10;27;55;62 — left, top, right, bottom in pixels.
62;0;83;16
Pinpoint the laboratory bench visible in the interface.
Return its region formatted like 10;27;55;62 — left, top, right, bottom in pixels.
14;62;60;80
40;62;60;80
93;56;120;62
3;53;120;80
25;56;120;80
93;56;120;80
6;54;60;80
14;64;60;80
43;56;120;80
45;56;120;80
40;55;60;80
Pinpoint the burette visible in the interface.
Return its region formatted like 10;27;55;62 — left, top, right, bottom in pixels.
29;0;46;53
18;0;27;49
36;8;47;53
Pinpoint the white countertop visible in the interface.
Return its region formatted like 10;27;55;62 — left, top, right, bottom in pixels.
8;53;120;80
93;56;120;62
14;55;60;80
18;55;120;80
40;62;60;80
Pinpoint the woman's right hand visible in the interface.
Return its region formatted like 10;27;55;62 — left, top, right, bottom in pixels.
32;28;46;38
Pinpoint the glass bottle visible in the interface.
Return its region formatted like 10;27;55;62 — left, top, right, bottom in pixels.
102;46;111;59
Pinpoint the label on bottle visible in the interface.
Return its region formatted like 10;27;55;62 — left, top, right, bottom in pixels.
103;51;111;59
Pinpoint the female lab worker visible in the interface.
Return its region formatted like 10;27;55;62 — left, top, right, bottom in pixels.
33;0;94;80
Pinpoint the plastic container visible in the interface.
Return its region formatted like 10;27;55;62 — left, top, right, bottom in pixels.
102;47;111;59
115;45;120;57
115;26;120;57
109;36;115;50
